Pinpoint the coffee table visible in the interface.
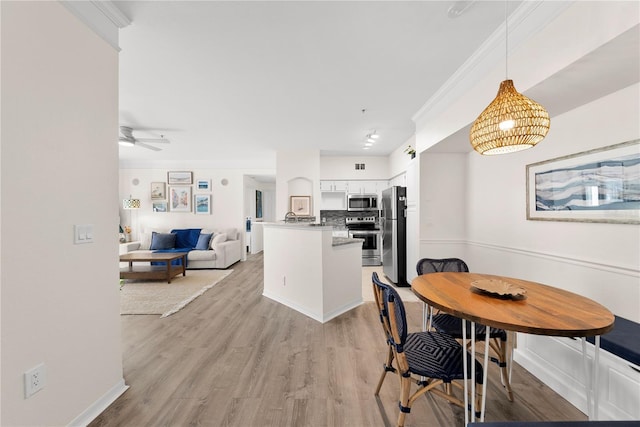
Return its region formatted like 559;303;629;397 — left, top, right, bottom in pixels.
119;252;187;283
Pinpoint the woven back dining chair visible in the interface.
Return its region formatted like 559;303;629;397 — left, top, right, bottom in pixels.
371;272;397;396
377;274;484;427
416;257;513;401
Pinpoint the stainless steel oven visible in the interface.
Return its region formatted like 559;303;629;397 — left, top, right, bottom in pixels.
346;216;381;266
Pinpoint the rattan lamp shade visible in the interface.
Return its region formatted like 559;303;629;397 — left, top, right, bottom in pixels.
470;79;550;155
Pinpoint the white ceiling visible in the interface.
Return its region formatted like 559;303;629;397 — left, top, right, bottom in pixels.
115;0;517;167
115;1;639;167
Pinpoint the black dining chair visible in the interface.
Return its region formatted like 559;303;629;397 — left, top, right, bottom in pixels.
373;272;484;427
371;272;397;396
416;257;513;401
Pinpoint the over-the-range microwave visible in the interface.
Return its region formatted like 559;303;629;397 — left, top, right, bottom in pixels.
347;194;378;211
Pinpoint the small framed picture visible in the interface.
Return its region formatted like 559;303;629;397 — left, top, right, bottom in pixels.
290;195;311;216
194;194;211;215
169;186;191;212
152;201;168;212
196;179;211;191
167;171;193;185
151;182;166;200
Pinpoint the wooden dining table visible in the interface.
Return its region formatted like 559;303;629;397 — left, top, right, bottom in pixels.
411;272;615;425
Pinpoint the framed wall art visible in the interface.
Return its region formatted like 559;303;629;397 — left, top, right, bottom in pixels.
196;179;211;191
290;195;311;216
152;201;168;212
150;182;166;200
194;194;211;215
526;139;639;224
169;186;191;212
167;171;193;185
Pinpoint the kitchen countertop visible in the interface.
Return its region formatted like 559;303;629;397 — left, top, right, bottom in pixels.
332;237;363;247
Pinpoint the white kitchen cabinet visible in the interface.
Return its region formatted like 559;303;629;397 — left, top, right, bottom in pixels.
348;180;387;195
321;192;346;210
332;229;349;238
320;180;349;192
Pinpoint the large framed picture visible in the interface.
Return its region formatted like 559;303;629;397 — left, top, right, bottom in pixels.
290;195;311;216
167;171;193;185
169;186;192;212
194;194;211;215
150;182;166;200
526;139;639;224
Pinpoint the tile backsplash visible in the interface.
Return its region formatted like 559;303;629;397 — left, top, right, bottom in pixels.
320;210;379;227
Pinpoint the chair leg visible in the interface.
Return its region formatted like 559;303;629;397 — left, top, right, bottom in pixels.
375;345;395;396
474;379;483;420
397;374;412;427
493;338;514;402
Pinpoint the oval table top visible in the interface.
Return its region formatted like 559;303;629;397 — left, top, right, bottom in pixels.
411;272;615;337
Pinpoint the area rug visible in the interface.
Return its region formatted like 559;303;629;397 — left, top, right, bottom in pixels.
120;269;233;317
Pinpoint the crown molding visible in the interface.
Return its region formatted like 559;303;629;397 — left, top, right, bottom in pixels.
60;1;131;51
412;1;572;125
91;1;131;28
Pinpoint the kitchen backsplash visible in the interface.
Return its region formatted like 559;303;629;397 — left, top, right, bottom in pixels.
320;210;379;226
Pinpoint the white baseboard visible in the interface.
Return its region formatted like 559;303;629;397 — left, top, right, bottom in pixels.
67;379;129;427
322;299;363;323
262;291;362;323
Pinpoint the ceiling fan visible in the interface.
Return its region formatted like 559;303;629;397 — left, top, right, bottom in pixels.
118;126;170;151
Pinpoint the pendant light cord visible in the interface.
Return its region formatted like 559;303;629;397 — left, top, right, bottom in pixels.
505;0;508;79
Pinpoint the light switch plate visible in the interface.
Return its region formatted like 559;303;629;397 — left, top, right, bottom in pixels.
74;224;94;244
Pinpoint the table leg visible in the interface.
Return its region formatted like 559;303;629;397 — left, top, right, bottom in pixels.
481;326;490;422
463;319;469;427
166;261;172;284
581;337;593;419
471;322;476;422
181;255;186;276
594;335;600;420
582;336;601;420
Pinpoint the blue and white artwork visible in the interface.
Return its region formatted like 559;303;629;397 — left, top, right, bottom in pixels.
535;153;640;212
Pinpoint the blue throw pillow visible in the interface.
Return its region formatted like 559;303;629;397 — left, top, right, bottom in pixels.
195;233;213;250
150;232;176;250
171;228;202;249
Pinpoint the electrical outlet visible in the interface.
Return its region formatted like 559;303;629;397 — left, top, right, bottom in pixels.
24;363;46;398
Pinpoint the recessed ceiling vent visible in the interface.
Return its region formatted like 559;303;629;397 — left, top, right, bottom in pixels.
355;163;365;170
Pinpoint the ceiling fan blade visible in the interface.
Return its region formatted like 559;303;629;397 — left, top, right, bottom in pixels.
135;141;162;151
135;138;171;144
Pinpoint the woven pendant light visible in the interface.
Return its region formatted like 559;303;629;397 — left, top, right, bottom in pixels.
469;79;550;155
470;2;550;155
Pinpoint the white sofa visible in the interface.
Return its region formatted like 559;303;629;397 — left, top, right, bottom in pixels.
125;228;242;269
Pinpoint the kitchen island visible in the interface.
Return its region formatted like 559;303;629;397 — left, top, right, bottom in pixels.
262;222;363;323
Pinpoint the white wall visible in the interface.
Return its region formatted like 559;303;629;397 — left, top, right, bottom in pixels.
119;169;248;244
466;85;640;321
389;135;416;180
320;156;389;180
276;150;321;219
419;153;468;259
1;2;124;425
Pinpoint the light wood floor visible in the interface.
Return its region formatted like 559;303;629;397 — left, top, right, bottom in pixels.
90;253;586;427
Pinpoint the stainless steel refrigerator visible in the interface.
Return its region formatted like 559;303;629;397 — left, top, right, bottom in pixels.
381;186;408;287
